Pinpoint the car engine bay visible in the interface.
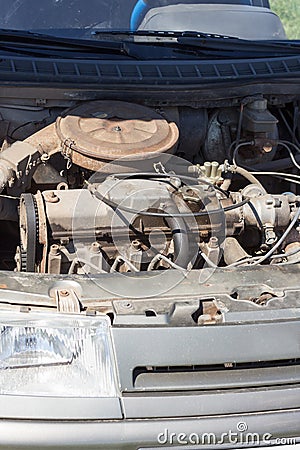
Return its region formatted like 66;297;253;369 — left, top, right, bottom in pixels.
1;95;300;277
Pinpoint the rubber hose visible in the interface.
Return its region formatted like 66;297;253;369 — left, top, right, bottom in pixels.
252;154;300;172
234;166;266;193
163;202;190;268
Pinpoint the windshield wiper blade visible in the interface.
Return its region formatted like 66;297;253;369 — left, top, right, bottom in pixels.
92;30;236;39
0;28;231;60
0;28;299;61
177;36;300;57
0;29;136;59
92;30;300;58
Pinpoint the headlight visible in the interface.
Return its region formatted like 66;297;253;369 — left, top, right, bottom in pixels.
0;312;119;398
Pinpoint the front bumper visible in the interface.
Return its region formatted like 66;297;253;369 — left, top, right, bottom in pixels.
0;409;299;450
0;267;300;448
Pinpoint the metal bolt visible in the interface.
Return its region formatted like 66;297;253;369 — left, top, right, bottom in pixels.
264;224;276;245
45;191;59;203
50;244;60;256
59;290;69;297
131;240;141;250
208;236;219;248
120;301;132;309
91;242;101;253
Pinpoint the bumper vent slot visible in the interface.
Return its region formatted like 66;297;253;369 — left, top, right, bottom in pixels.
133;359;300;391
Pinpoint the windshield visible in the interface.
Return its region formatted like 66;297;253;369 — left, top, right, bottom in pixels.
0;0;297;41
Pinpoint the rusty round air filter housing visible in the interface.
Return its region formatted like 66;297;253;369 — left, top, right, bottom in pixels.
56;101;179;171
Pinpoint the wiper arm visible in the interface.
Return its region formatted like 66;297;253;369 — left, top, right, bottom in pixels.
177;34;300;57
1;28;299;61
93;30;300;58
0;28;135;59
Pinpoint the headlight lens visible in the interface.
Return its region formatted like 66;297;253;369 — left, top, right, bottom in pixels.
0;312;119;397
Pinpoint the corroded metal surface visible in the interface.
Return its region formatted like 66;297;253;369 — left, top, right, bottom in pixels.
56;101;179;170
